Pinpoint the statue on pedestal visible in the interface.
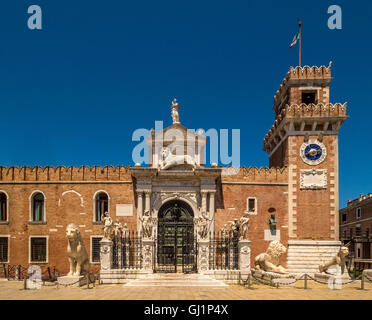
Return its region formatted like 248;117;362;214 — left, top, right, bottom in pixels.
122;223;130;239
319;246;349;275
114;219;123;238
102;212;114;241
66;224;90;276
139;210;156;239
254;240;288;274
171;98;180;124
228;218;240;239
239;212;250;240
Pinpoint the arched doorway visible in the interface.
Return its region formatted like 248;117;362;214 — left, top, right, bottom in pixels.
156;200;197;273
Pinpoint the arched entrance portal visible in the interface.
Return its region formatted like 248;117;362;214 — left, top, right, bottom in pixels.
156;200;197;273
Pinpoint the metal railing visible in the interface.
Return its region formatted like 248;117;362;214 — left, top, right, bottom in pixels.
112;232;142;270
209;232;239;271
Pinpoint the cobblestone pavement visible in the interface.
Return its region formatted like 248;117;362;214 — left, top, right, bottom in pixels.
0;279;372;300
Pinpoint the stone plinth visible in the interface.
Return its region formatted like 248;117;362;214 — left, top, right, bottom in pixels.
198;240;209;273
238;240;251;277
314;272;351;282
363;269;372;282
100;239;113;271
287;240;342;275
57;275;87;287
252;269;295;287
142;239;154;273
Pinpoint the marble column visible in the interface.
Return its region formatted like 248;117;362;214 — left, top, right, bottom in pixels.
142;239;154;273
209;192;215;236
145;191;151;213
137;192;143;233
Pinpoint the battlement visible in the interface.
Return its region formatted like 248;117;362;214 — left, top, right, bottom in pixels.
264;102;347;148
221;166;288;184
274;62;333;110
0;165;132;182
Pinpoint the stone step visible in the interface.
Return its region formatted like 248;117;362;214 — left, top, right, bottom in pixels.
123;274;228;287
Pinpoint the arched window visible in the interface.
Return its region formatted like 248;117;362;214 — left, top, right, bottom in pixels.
95;192;108;221
0;193;7;221
32;193;45;222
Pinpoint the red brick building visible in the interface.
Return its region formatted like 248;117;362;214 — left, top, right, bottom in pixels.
340;194;372;259
0;62;349;275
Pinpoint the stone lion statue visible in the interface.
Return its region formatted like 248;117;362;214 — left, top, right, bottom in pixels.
66;224;90;276
319;246;349;275
254;240;288;274
160;147;196;170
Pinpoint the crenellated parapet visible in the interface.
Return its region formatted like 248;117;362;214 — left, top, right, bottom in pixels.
222;166;288;184
0;165;132;182
274;62;333;109
263;103;348;153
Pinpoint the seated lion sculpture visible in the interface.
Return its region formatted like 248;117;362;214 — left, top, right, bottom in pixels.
319;246;349;275
254;240;288;274
66;224;90;276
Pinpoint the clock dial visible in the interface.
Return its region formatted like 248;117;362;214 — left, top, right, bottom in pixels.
300;140;327;165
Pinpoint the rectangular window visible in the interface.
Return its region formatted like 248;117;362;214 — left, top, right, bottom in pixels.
301;91;317;104
356;226;361;237
247;198;257;214
91;237;102;263
30;237;47;263
0;237;8;262
342;213;347;223
356;207;361;219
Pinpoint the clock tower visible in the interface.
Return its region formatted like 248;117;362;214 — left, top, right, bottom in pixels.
263;62;349;274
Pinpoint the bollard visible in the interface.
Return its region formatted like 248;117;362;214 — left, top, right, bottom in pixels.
238;272;241;285
247;274;251;289
47;267;52;281
2;263;6;278
16;265;21;281
24;276;27;290
304;274;308;290
361;274;365;290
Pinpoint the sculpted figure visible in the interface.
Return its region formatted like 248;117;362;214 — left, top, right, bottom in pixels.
195;211;211;240
239;212;250;240
171;98;180;124
102;211;114;240
66;224;90;276
122;223;130;239
319;246;349;275
160;147;196;170
114;219;123;238
254;240;288;274
221;224;229;239
228;219;240;238
139;210;156;239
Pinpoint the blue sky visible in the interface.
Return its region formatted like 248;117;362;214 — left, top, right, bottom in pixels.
0;0;371;207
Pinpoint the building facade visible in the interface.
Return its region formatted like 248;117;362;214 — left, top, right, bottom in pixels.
0;62;349;275
339;194;372;259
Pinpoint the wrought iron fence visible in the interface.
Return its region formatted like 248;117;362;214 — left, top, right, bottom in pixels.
209;232;239;270
112;232;142;270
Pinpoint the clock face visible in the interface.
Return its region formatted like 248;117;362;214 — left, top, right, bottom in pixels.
300;140;327;165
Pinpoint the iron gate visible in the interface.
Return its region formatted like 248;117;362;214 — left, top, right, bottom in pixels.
154;200;197;273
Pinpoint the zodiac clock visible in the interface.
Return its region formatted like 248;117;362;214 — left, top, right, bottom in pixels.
300;140;327;165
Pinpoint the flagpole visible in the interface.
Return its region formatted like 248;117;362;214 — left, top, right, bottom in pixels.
299;19;302;67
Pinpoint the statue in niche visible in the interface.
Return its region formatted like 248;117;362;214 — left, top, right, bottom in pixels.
239;212;250;240
102;212;114;241
171;98;180;124
195;211;211;240
269;214;277;233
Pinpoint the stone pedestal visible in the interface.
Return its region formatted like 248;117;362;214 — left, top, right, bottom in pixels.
57;275;87;287
142;239;154;273
251;269;295;287
238;240;251;276
100;239;113;271
198;240;209;273
363;269;372;282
